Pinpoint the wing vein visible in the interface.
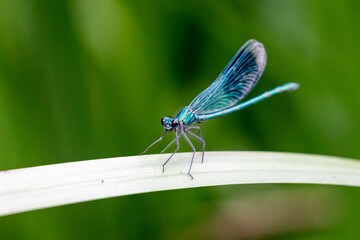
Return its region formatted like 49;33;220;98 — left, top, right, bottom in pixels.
189;39;267;115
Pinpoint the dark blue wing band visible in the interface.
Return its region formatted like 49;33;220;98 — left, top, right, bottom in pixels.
189;39;267;114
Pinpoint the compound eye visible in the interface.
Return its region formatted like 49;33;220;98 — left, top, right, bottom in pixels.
161;117;166;126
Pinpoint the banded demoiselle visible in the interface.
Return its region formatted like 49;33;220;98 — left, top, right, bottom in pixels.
142;39;299;178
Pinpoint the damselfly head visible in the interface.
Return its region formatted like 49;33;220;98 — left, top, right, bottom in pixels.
161;117;179;131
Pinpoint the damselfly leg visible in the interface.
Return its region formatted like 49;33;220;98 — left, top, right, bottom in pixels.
145;40;299;179
181;130;196;179
187;126;201;132
185;128;205;163
162;129;180;172
160;137;176;154
140;131;167;155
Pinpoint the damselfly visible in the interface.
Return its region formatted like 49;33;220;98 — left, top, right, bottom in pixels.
142;39;299;178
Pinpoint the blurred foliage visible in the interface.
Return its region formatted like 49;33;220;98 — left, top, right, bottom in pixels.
1;0;360;239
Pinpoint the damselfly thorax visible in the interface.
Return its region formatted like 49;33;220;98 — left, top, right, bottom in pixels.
141;39;299;179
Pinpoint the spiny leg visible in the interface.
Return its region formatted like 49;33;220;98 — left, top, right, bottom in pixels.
186;126;205;162
187;126;202;137
160;137;176;154
185;129;205;163
140;131;167;155
187;126;204;157
162;129;180;172
181;130;196;179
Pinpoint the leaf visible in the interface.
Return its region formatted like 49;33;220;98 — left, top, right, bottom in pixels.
1;151;360;216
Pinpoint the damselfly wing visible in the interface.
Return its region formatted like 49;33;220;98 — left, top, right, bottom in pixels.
141;39;299;178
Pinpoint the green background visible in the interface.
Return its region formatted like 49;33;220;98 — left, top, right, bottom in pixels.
1;0;360;239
